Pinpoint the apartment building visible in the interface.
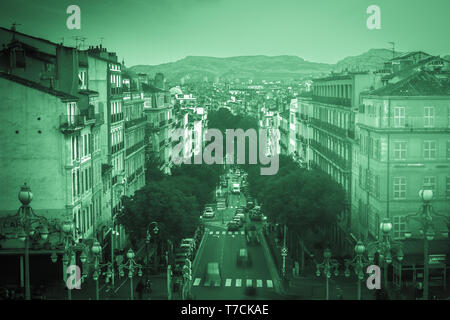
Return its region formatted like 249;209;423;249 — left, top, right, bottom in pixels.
356;69;450;289
309;72;382;250
122;74;146;196
143;74;173;174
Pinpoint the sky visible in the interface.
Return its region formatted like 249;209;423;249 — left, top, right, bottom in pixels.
1;0;449;66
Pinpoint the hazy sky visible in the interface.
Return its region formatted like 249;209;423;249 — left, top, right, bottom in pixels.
1;0;449;66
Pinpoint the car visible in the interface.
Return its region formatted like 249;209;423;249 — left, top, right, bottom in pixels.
236;248;251;267
235;213;245;223
203;206;215;218
227;221;240;231
179;243;193;255
232;183;240;194
233;217;243;227
205;262;221;285
182;238;196;250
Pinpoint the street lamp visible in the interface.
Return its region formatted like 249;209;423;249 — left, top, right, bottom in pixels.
90;240;113;300
315;248;340;300
345;241;370;300
51;219;89;300
367;218;403;288
403;188;449;300
4;184;50;300
118;248;143;300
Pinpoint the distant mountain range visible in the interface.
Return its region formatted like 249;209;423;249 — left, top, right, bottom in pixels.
128;49;406;83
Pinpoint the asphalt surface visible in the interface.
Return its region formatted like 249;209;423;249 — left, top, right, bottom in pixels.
190;172;280;300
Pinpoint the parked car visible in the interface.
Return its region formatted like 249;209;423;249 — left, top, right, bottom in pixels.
182;238;196;250
203;206;215;218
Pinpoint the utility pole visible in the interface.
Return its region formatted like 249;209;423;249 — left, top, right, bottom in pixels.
388;42;396;59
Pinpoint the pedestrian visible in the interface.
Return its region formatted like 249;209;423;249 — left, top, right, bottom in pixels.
136;279;144;300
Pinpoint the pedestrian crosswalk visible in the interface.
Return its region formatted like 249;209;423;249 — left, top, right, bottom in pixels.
209;231;245;236
192;278;274;289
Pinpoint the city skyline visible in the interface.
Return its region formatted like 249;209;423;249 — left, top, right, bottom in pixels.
0;0;449;67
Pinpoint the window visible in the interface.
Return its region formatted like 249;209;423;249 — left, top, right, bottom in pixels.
393;142;407;160
424;141;436;160
393;177;406;200
374;175;380;199
423;176;436;193
368;207;379;238
393;107;405;128
447;141;450;160
393;216;406;239
424;107;434;127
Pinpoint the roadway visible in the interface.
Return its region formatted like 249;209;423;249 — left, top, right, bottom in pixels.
191;171;281;300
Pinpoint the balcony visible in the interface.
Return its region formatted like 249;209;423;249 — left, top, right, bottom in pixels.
125;116;146;129
312;95;351;108
128;172;136;183
111;112;124;124
110;87;123;96
296;132;307;143
126;140;144;157
111;141;124;154
310;140;349;170
310;118;348;138
59;114;99;134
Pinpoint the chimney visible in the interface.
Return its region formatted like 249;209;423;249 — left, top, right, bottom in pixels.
55;46;79;96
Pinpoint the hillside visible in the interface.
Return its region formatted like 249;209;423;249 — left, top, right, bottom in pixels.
333;49;401;72
129;49;403;83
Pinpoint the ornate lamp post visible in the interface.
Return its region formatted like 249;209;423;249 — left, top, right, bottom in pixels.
7;184;50;300
91;240;113;300
367;218;404;289
315;248;340;300
118;248;143;300
345;241;370;300
51;219;90;300
403;188;449;300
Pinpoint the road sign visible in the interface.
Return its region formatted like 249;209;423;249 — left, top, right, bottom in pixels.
281;247;288;256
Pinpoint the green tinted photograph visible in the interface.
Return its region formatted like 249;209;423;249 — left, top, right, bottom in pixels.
0;0;449;305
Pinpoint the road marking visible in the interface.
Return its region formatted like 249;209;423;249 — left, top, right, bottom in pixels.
193;278;201;286
225;279;232;287
246;279;252;287
241;231;245;235
267;280;273;288
256;280;263;287
214;281;221;287
235;279;242;287
215;231;220;235
222;231;226;235
204;281;211;287
234;231;238;235
228;231;232;235
209;231;213;235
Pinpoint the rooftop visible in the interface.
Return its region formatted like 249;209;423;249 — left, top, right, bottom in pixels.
0;72;79;101
367;70;450;97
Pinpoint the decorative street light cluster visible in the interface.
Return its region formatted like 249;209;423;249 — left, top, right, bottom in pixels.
91;240;114;300
118;248;143;300
344;241;371;300
50;219;90;300
366;218;403;288
5;184;50;300
315;248;340;300
403;188;449;300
